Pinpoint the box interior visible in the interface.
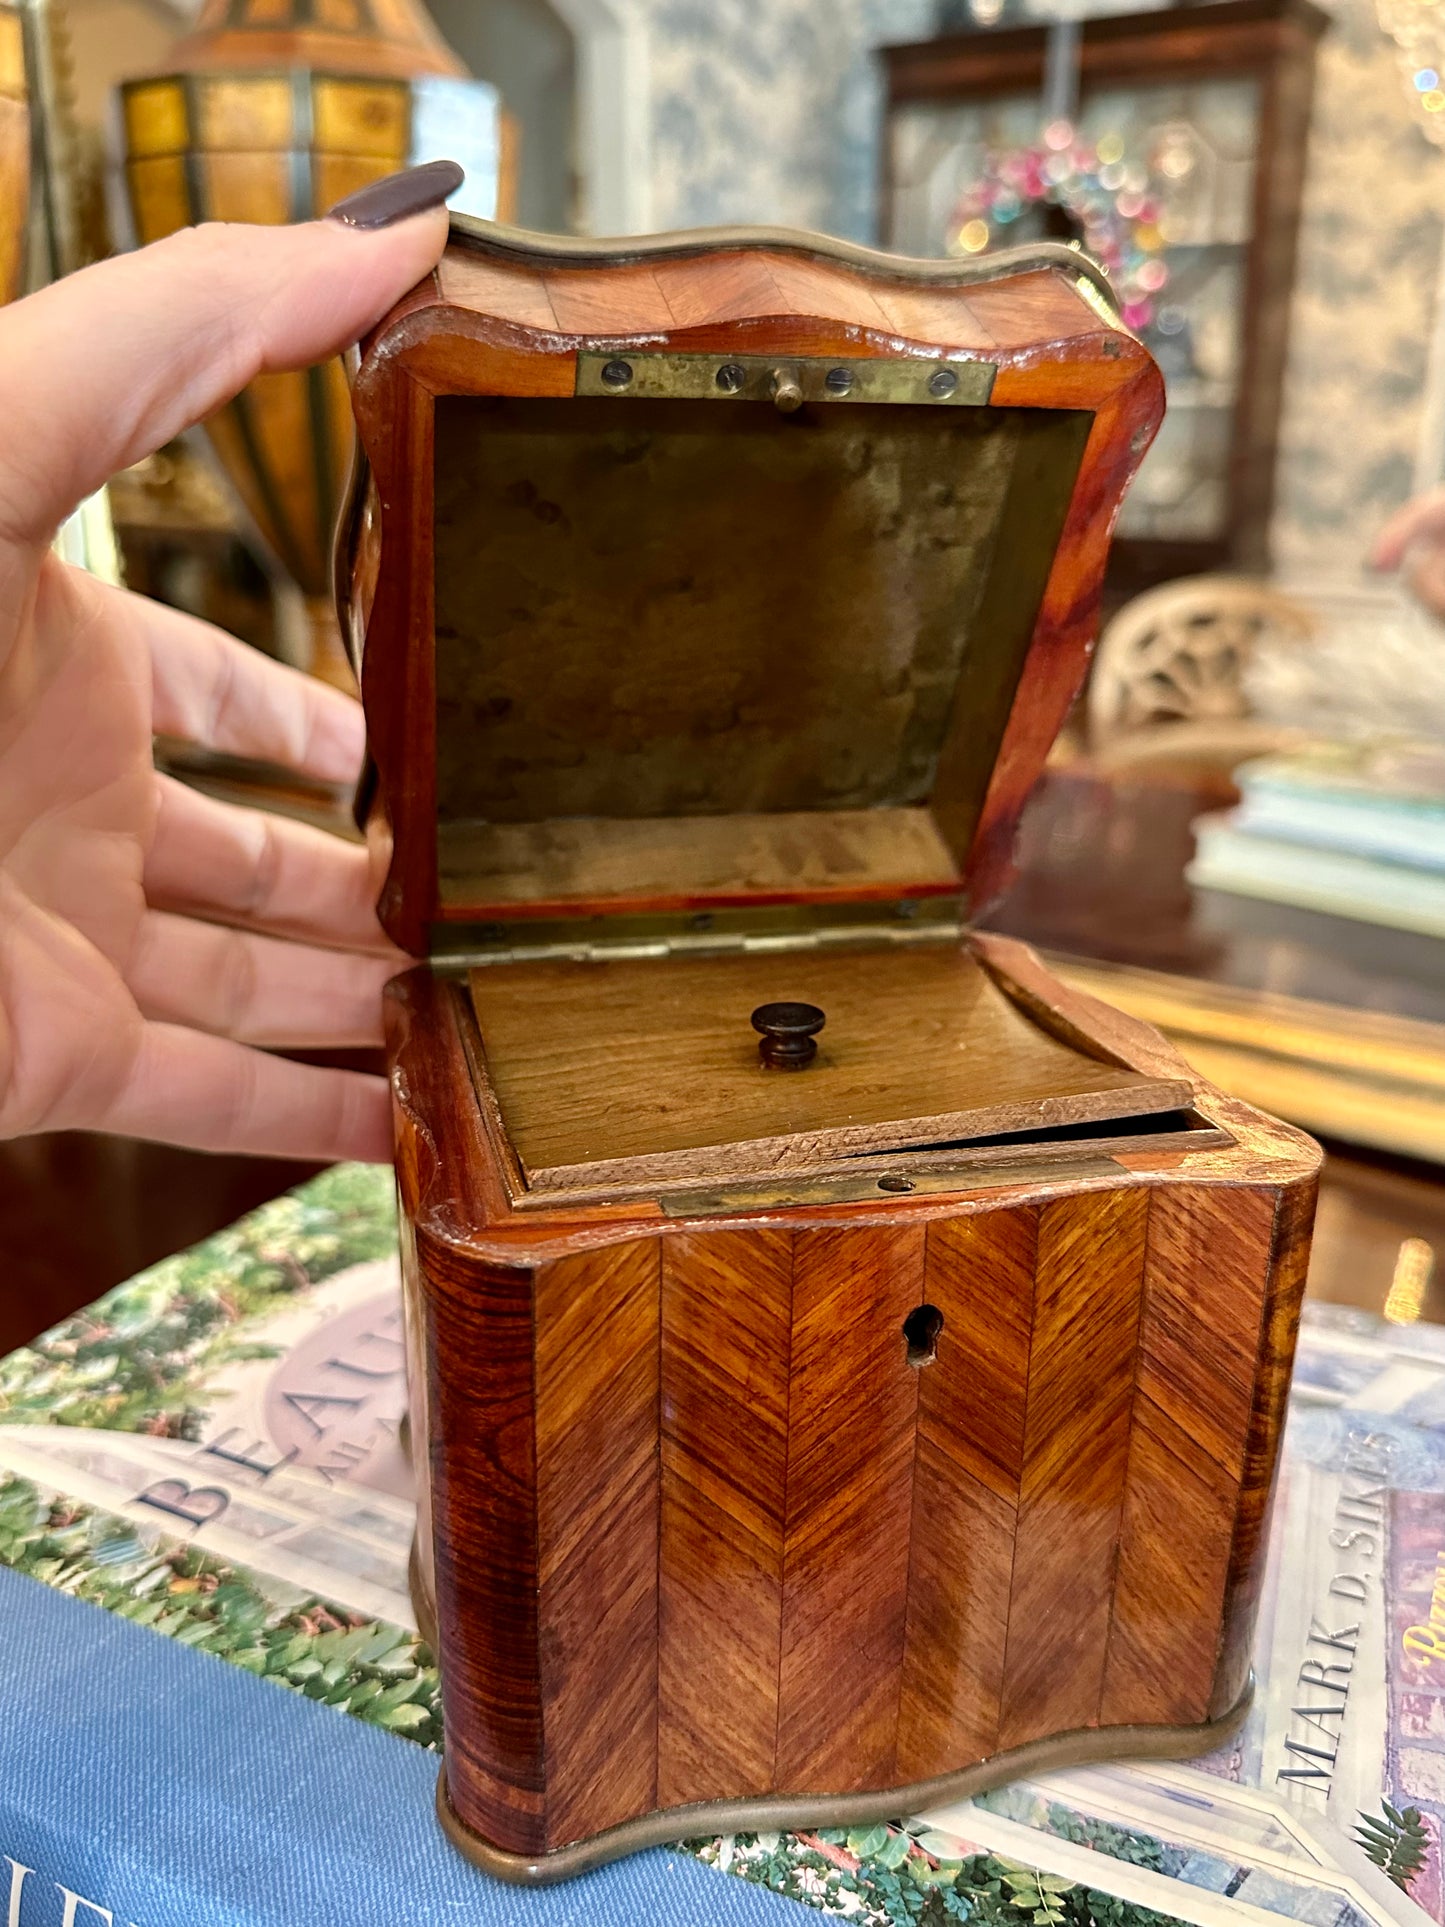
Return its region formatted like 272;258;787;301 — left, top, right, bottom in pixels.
433;395;1092;922
465;942;1193;1193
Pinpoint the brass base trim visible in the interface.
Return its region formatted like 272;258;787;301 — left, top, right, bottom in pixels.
432;1681;1254;1887
410;1534;437;1650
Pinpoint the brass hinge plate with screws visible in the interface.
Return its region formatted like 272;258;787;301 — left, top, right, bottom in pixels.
575;351;996;408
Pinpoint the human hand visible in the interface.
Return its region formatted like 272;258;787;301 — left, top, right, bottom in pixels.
1371;486;1445;618
0;165;457;1162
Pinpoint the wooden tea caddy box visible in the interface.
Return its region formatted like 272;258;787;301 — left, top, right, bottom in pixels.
340;214;1321;1884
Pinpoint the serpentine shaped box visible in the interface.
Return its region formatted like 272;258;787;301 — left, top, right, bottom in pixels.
338;214;1321;1884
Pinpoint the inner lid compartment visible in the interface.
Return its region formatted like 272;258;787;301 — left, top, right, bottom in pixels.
433;394;1092;924
465;944;1193;1193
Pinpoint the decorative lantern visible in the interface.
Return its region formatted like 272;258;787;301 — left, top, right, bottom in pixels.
0;2;28;302
118;0;513;686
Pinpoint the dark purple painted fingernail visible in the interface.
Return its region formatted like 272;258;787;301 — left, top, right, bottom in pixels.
326;159;464;230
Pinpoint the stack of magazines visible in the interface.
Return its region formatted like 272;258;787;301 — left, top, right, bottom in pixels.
0;1164;1441;1926
1189;742;1445;938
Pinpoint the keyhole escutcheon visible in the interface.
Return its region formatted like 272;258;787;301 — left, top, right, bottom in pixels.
903;1303;944;1368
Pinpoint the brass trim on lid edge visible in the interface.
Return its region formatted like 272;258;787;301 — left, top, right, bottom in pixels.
447;211;1121;313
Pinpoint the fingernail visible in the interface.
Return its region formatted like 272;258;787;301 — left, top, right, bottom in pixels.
326;159;463;230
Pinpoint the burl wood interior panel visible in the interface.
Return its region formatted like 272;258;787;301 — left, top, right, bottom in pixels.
467;944;1190;1187
438;807;961;911
432;396;1090;911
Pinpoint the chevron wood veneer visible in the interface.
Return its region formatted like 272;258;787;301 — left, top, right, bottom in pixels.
658;1230;792;1806
392;944;1320;1881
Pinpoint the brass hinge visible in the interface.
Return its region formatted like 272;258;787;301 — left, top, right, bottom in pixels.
575;350;996;409
438;914;964;972
658;1156;1127;1217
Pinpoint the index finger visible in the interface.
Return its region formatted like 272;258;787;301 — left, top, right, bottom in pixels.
101;1023;392;1161
0;168;455;553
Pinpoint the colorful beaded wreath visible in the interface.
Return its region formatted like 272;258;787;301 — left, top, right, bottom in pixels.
947;120;1171;332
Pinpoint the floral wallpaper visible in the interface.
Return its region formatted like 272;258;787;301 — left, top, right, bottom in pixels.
1273;0;1445;583
646;0;935;240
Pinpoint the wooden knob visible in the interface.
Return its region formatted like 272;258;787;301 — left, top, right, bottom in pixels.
751;1001;825;1070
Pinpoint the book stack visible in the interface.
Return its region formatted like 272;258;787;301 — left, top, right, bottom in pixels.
1188;741;1445;937
0;1165;1432;1927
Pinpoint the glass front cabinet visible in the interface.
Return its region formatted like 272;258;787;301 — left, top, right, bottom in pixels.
883;0;1327;595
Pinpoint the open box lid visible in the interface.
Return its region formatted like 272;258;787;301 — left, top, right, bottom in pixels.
344;217;1165;962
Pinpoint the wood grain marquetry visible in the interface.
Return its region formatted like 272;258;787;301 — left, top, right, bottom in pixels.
397;1213;436;1604
1211;1179;1316;1718
1137;1185;1277;1478
998;1188;1148;1750
925;1211;1036;1505
427;251;1102;366
418;1243;545;1855
1103;1393;1240;1726
1099;1184;1278;1726
659;251;828;332
775;1226;924;1792
533;1238;660;1844
897;1210;1037;1780
658;1230;792;1807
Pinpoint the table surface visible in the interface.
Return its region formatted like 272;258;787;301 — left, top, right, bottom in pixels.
0;1135;325;1353
987;764;1445;1025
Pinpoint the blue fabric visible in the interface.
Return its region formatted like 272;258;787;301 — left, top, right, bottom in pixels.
0;1564;803;1927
